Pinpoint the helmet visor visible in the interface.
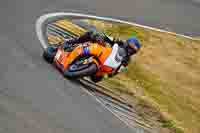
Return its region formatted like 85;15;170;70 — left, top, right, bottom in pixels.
128;47;136;55
128;42;138;51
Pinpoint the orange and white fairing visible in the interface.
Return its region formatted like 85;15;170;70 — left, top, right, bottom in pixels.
54;42;120;77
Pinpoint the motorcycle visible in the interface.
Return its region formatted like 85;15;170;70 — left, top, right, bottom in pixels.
43;41;125;82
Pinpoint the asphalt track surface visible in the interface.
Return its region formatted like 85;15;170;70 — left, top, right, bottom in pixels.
0;0;200;133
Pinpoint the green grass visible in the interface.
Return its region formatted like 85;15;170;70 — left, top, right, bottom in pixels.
83;19;200;133
161;120;184;133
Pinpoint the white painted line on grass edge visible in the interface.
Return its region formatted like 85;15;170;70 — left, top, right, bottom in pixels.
36;12;199;51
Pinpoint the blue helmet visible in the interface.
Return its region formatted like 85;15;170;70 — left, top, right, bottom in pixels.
126;36;141;55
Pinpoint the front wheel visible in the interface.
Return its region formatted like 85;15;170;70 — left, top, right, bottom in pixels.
43;46;57;64
64;63;98;79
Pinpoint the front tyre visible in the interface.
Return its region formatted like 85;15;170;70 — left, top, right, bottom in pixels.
43;46;57;64
64;63;98;79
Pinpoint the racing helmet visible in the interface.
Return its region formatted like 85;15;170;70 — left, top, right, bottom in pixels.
126;36;141;56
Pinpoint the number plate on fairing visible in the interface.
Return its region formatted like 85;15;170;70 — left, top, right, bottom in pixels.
54;49;67;71
54;49;66;64
55;50;62;60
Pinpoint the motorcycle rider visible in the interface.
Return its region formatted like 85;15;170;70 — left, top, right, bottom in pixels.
62;30;141;81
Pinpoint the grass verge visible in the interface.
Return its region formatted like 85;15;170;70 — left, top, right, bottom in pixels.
85;19;200;133
48;19;200;133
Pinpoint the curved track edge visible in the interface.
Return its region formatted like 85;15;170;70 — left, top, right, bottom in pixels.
35;12;199;51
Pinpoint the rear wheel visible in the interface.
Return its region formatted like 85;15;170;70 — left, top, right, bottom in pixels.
64;63;98;79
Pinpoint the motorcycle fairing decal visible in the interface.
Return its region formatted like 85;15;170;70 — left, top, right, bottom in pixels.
88;43;104;57
83;47;90;55
62;46;84;69
55;50;62;60
103;44;122;69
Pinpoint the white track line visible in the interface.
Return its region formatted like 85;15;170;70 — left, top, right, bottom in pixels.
36;12;199;50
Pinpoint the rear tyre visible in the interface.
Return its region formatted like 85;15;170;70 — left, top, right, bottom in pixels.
64;63;98;79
